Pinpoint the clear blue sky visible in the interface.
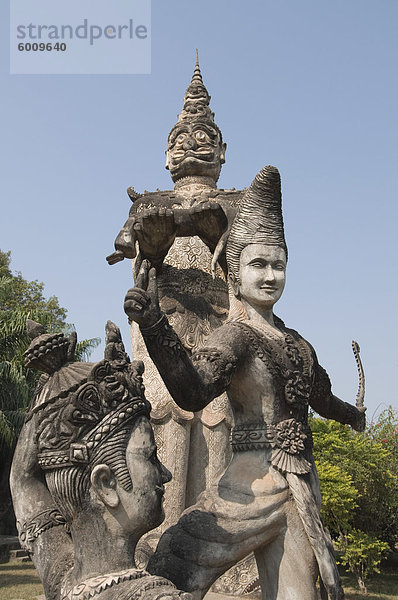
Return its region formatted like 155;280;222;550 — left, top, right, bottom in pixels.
1;0;397;421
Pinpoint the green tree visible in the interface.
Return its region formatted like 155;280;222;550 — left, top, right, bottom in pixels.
368;407;398;473
336;530;389;594
311;412;397;591
0;250;99;533
366;407;398;549
0;250;66;328
311;416;397;547
315;460;358;535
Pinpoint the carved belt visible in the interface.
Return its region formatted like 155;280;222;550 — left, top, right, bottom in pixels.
231;418;313;475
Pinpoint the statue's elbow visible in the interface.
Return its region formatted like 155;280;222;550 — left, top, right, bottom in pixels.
172;386;212;413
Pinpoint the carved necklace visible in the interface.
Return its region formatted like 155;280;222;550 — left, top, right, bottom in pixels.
232;319;314;410
242;318;285;343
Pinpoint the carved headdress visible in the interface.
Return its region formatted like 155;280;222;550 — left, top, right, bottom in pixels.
166;51;226;184
171;50;221;134
225;165;287;279
23;320;150;475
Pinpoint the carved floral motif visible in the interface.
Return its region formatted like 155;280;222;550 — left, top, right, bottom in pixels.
274;419;307;455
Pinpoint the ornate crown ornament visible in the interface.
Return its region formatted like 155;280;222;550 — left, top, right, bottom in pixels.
177;50;213;123
23;320;150;471
23;320;93;412
24;319;74;374
168;50;224;146
225;165;288;279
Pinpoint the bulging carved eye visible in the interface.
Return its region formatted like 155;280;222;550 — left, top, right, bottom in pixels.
195;130;207;141
176;133;186;143
76;383;101;412
73;383;101;422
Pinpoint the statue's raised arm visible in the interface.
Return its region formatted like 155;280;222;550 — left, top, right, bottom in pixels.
124;260;240;412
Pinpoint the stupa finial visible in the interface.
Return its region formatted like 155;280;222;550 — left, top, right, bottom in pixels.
165;52;226;184
191;49;202;84
175;51;212;123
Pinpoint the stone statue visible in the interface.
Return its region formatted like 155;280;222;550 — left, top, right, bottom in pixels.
10;320;191;600
107;54;246;578
124;165;366;600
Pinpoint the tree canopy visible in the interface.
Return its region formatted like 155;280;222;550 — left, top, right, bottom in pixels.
0;250;66;328
0;250;71;452
311;409;398;591
0;250;99;533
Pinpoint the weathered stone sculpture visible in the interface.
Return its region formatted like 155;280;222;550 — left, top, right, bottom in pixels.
124;165;366;600
107;53;244;567
10;320;191;600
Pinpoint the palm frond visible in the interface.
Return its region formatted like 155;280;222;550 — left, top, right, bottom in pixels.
74;338;101;362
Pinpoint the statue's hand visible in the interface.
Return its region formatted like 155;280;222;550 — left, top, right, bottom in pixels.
353;406;367;432
108;215;138;264
133;208;177;266
188;201;228;251
124;259;161;328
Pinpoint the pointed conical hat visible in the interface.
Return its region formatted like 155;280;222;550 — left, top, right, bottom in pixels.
168;50;223;142
226;165;287;278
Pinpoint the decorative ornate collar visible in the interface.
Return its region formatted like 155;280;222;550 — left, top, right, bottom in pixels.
240;317;286;343
231;319;314;410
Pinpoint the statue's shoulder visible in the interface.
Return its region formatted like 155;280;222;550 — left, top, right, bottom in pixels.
276;317;314;349
275;318;322;375
206;320;257;357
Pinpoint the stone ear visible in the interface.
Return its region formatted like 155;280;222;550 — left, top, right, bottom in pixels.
220;142;227;164
90;465;119;509
228;272;240;298
165;150;170;171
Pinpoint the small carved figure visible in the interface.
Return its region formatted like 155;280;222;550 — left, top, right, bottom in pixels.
10;320;191;600
124;166;366;600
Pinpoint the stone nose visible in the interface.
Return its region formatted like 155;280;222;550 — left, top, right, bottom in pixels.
264;265;275;281
182;136;197;151
160;462;172;484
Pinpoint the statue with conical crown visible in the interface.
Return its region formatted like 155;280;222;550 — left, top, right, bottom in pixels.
116;53;367;599
123;162;367;599
107;52;257;592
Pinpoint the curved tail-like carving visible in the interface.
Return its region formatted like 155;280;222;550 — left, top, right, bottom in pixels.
352;340;365;408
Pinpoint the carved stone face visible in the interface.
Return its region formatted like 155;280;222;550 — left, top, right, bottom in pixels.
116;416;171;536
236;244;286;311
166;122;226;183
